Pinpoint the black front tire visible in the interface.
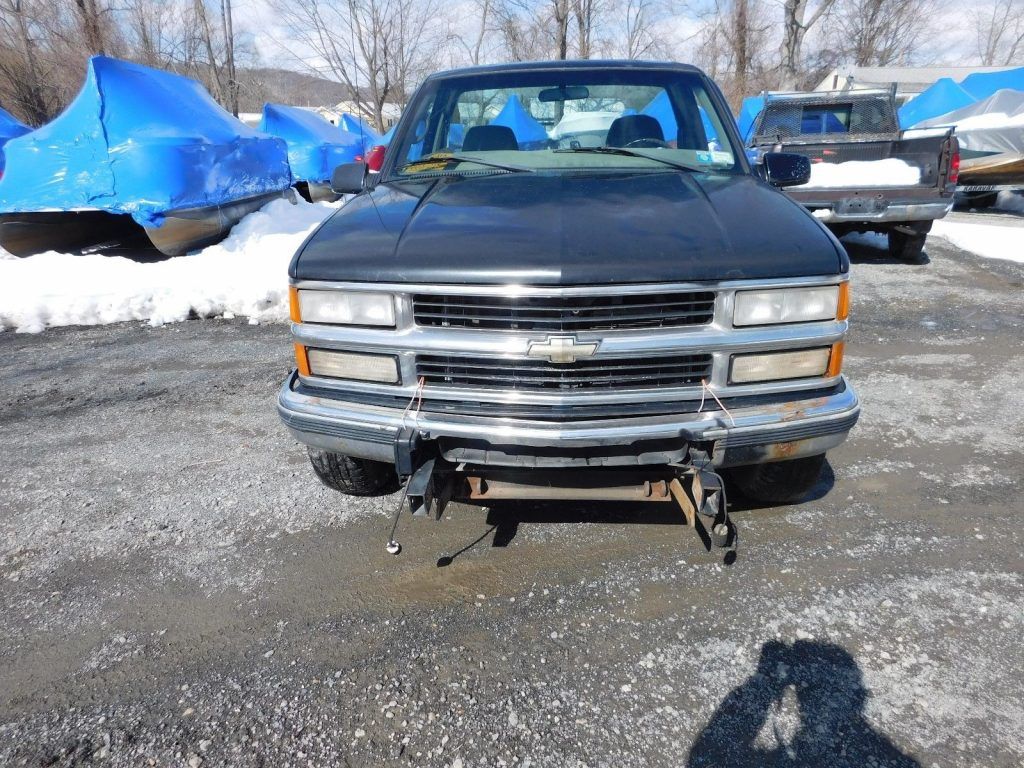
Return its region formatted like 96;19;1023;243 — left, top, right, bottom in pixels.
728;454;826;505
307;448;397;496
888;230;928;262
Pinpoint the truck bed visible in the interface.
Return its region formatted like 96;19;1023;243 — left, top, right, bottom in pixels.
749;91;958;232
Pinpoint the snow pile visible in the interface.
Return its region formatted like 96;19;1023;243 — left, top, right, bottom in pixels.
0;197;340;333
800;158;921;189
931;219;1024;264
996;190;1024;213
951;111;1024;131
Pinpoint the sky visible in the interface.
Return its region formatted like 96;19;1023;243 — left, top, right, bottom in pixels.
235;0;995;80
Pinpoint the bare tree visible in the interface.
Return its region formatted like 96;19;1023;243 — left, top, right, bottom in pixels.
973;0;1024;65
72;0;106;53
271;0;444;130
493;0;559;61
450;0;494;65
614;0;655;58
0;0;51;123
695;0;774;107
573;0;599;58
826;0;937;67
779;0;836;89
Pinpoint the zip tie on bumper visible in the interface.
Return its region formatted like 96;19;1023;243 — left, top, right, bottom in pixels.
699;378;736;427
387;376;427;555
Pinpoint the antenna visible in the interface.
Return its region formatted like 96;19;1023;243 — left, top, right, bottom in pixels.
348;17;366;160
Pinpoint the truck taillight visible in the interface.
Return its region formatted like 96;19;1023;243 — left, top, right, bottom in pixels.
366;145;386;173
950;151;960;185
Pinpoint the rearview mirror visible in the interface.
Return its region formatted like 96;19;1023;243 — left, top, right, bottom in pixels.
762;152;811;187
538;85;590;103
331;162;368;194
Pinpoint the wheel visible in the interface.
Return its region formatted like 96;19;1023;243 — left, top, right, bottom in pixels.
965;192;998;209
728;454;826;505
887;230;928;262
307;448;397;496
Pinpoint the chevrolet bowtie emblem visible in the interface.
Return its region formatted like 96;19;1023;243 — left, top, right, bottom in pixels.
527;335;599;364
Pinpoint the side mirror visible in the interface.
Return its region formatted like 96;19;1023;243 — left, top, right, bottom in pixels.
331;162;368;194
763;152;811;187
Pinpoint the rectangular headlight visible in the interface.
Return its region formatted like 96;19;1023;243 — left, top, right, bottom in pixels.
734;286;840;326
297;290;396;327
731;348;831;384
306;349;400;383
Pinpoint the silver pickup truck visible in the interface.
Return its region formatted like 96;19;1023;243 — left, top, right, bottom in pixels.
749;89;959;262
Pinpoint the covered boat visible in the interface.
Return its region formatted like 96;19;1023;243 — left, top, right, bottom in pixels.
490;95;548;149
898;78;976;129
918;88;1024;194
260;103;363;201
0;56;292;257
736;95;766;141
551;111;619;146
641;91;720;148
337;113;380;154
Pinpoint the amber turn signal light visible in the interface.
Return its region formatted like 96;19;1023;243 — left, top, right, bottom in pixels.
294;343;310;376
289;286;301;323
836;282;851;321
827;341;845;378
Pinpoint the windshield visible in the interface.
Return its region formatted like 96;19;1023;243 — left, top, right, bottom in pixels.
387;68;740;179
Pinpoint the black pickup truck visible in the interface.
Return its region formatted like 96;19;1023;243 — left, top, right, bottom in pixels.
749;89;959;261
278;61;859;546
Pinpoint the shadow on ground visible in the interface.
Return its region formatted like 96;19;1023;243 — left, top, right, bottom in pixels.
839;233;931;265
687;640;920;767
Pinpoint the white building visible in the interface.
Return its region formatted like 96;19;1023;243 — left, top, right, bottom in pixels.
321;101;403;129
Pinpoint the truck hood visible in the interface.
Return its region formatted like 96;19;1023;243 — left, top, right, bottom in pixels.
291;171;846;284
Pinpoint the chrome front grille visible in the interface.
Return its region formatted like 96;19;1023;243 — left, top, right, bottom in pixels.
412;291;716;332
416;353;713;391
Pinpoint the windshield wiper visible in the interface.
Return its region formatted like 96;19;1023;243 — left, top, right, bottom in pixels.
398;153;536;174
553;146;708;172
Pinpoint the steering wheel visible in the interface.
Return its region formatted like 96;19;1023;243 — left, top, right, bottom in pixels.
624;137;671;149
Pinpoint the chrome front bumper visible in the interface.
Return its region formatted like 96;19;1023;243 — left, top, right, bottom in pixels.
278;372;860;469
810;200;952;224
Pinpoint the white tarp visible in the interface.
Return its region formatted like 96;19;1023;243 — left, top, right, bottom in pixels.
919;89;1024;156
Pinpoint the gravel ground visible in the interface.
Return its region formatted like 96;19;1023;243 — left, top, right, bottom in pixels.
1;230;1023;767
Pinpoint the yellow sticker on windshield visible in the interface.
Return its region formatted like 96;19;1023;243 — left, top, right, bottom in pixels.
405;152;453;173
406;161;450;172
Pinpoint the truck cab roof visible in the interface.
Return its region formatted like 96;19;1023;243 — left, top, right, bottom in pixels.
425;60;705;82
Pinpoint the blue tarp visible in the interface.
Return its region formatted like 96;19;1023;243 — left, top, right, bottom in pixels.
336;113;380;153
491;95;548;149
641;91;719;146
899;78;977;128
961;66;1024;100
641;92;677;141
447;123;465;150
259;103;363;182
0;56;291;227
736;95;765;141
0;105;30;175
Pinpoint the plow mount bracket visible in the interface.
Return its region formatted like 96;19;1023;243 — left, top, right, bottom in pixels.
400;462;736;554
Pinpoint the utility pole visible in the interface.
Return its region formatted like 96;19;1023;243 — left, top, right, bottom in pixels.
221;0;239;116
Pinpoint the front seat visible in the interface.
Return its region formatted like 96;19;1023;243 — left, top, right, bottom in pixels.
605;114;665;147
462;125;519;151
